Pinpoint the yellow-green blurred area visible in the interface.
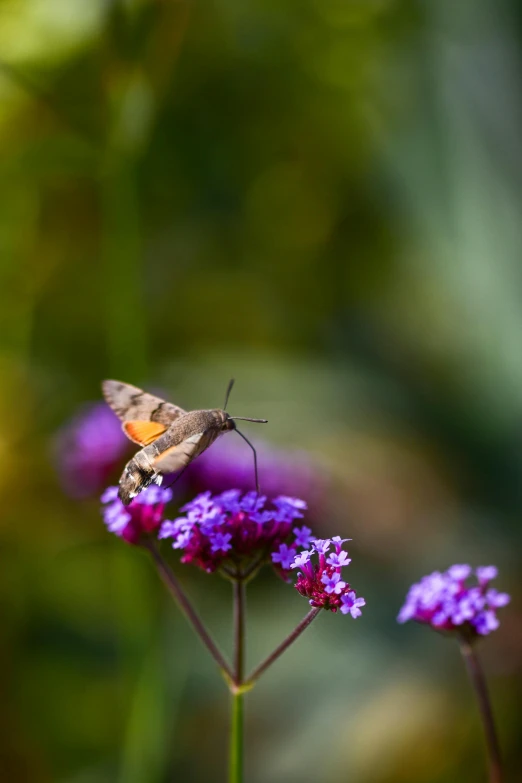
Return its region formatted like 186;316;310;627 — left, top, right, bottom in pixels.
1;0;521;780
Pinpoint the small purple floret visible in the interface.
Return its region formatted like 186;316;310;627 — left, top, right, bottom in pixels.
340;592;366;618
448;564;472;581
210;531;233;553
321;572;346;595
273;496;307;523
477;566;498;584
272;544;297;570
291;550;311;569
312;538;331;555
326;551;351;568
293;525;313;548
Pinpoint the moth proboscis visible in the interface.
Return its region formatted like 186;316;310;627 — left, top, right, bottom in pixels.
102;378;267;505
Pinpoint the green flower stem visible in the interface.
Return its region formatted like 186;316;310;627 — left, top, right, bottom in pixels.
230;578;246;783
244;607;321;687
145;539;234;682
229;690;244;783
459;638;502;783
233;579;246;685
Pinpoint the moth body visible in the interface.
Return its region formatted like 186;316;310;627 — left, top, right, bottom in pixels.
102;380;264;505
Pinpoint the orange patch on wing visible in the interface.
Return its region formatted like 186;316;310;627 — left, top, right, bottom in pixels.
123;420;167;445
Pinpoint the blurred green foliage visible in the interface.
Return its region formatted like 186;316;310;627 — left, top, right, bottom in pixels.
0;1;521;781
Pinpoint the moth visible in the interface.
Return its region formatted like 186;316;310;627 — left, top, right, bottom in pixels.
102;379;267;505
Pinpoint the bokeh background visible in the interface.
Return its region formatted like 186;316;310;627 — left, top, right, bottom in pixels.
1;0;521;781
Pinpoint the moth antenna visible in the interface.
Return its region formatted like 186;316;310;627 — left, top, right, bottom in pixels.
235;429;261;494
223;378;235;411
229;417;268;423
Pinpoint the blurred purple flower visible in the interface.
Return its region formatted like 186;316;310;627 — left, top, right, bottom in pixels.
101;484;173;545
55;403;128;498
398;565;510;638
188;438;329;512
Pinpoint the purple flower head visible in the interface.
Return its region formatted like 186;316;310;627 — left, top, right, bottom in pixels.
159;490;312;575
55;403;128;498
293;540;365;616
101;484;172;545
398;564;510;639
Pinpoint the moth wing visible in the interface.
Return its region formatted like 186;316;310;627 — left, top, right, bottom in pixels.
122;420;168;446
102;379;185;426
153;429;220;474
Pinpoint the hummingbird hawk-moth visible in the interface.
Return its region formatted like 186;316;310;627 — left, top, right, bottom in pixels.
102;379;267;505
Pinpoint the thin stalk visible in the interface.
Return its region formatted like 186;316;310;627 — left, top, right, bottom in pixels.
229;691;244;783
459;638;502;783
229;579;246;783
244;607;321;686
233;579;246;685
145;539;233;681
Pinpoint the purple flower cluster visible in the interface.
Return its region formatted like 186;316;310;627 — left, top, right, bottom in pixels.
55;403;128;498
290;538;366;616
102;485;173;545
398;565;510;637
101;485;365;617
159;490;307;574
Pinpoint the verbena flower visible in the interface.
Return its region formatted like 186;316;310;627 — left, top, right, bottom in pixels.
290;537;365;616
101;485;173;545
159;490;307;574
398;564;510;637
158;490;365;615
55;403;128;497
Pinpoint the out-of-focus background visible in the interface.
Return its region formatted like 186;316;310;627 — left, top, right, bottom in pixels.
1;1;521;781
